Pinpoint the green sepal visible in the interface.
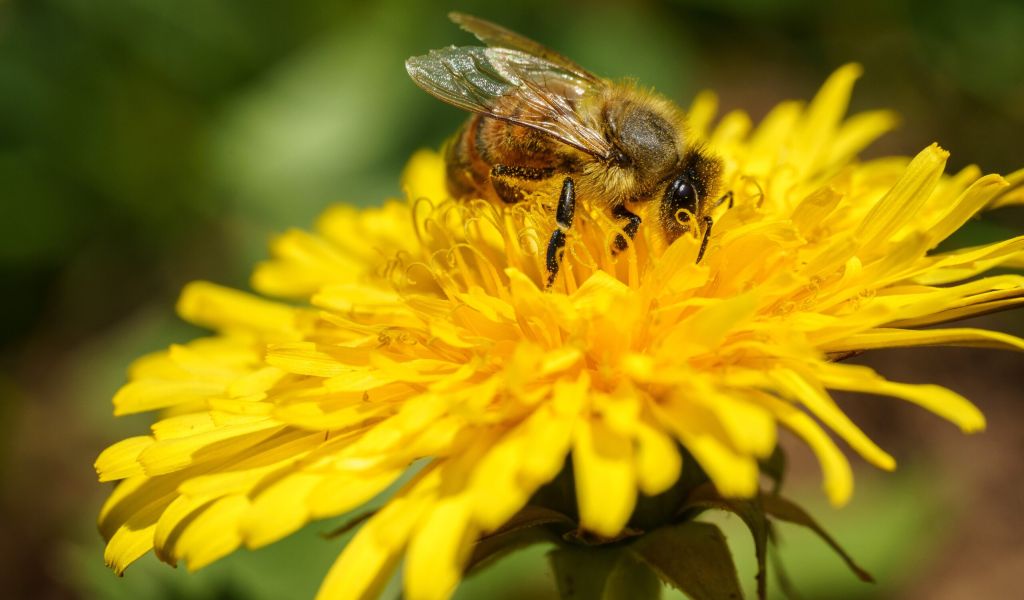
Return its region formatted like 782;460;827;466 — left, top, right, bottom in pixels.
466;505;576;574
628;521;744;600
549;544;661;600
758;446;787;495
460;452;869;600
760;494;874;583
684;484;769;599
766;526;802;600
319;508;376;540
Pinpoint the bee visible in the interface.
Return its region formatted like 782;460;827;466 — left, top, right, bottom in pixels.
406;13;729;285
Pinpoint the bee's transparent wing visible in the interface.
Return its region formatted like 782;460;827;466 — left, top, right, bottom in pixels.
406;46;612;158
448;12;601;84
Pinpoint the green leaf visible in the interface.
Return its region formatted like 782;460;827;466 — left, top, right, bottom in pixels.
549;545;661;600
629;522;743;600
761;495;874;583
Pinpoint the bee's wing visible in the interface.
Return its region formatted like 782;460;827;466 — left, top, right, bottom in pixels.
448;12;600;84
406;46;613;158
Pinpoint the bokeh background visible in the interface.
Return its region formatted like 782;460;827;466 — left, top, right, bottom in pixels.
2;0;1023;598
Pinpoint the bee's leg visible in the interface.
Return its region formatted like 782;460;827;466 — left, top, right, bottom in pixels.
490;164;555;204
546;177;576;286
714;191;734;209
610;204;641;253
696;215;714;263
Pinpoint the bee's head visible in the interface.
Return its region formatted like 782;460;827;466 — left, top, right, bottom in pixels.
659;147;722;241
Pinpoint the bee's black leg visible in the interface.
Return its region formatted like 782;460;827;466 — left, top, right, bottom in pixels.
611;203;641;253
546;177;576;286
696;215;714;263
714;190;734;209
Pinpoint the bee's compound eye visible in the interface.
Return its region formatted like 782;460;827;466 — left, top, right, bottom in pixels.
666;175;698;215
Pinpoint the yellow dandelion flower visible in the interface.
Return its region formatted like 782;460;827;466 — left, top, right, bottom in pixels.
96;64;1024;600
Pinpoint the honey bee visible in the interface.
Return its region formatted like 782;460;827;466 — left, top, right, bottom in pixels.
406;13;729;285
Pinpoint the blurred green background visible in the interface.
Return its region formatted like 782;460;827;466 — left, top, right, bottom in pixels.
2;0;1022;598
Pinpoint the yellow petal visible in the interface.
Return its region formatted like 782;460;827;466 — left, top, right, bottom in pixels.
857;144;948;249
709;109;752;151
312;201;418;267
208;397;275;416
138;420;282;476
923;174;1007;245
265;342;366;378
660;294;758;356
113;380;225;416
313;283;408;317
756;393;853;505
177;430;320;498
240;471;322;548
252;229;365;298
911;235;1024;285
177;281;304;340
825;327;1024;353
99;474;187;540
790;186;844;238
307;469;402;519
792;63;861;175
890;296;1024;328
176;495;249;571
516;403;575;486
104;504;161;575
570;269;630;315
686;90;718;141
96;436;154;482
572;417;635;537
815;363;985;433
654;400;759;499
402;149;449;203
274;400;393;431
154;494;215;565
404;497;476;600
227;366;286;397
466;428;534;531
150;411;259;440
634;416;682;496
882;275;1024;327
987;167;1024;209
826;109;899;168
771;368;895;470
704;391;778;459
746;100;803;166
316;478;434;600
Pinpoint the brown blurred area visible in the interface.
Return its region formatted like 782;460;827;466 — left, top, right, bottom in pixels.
1;0;1022;598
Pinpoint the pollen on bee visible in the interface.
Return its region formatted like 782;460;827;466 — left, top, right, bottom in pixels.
673;208;698;233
